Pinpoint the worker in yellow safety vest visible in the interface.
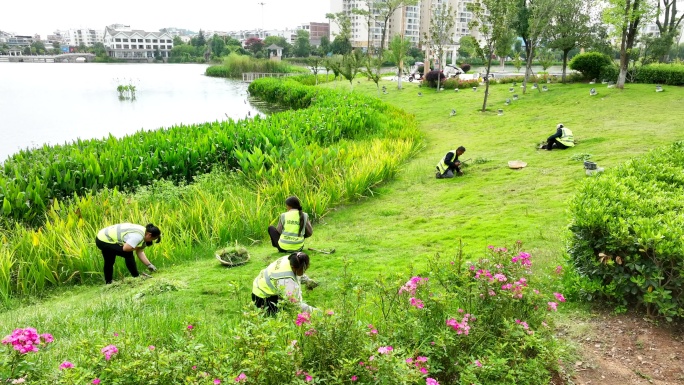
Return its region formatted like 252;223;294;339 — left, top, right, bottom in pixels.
436;146;466;179
268;196;313;253
543;124;575;150
252;252;316;315
95;223;161;284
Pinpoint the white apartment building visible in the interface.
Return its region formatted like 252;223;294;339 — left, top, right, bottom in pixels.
59;28;104;47
103;24;173;60
329;0;421;49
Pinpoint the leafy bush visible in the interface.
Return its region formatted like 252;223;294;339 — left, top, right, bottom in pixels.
599;64;620;82
442;78;480;89
568;52;614;80
635;63;684;85
569;141;684;321
205;53;307;78
424;70;446;88
0;245;567;384
460;63;471;73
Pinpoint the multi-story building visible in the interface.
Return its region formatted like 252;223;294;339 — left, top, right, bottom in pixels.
103;24;174;60
297;22;331;46
58;28;104;47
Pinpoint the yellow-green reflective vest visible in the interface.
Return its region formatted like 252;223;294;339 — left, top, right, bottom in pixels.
558;128;575;147
278;210;307;251
436;149;458;174
97;223;145;248
252;256;297;298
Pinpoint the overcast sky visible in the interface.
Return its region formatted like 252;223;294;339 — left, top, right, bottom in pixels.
1;0;330;38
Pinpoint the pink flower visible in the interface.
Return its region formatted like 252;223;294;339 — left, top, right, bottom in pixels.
187;325;194;330
304;328;317;336
555;265;563;274
420;367;428;374
92;379;101;385
295;312;311;326
351;375;358;381
446;316;471;335
367;324;378;335
59;361;74;370
192;365;197;370
553;292;566;302
410;297;425;309
406;358;414;364
113;332;119;337
415;356;428;363
213;379;221;384
235;373;247;382
515;319;529;330
547;302;558;311
148;345;155;351
399;276;428;295
40;333;54;343
474;360;482;367
377;346;394;354
305;375;313;382
426;378;440;385
326;310;334;316
101;344;119;361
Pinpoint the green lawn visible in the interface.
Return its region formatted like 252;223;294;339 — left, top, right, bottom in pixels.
1;79;682;379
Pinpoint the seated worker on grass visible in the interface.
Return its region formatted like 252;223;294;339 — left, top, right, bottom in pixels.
542;124;574;151
268;196;313;253
436;146;466;179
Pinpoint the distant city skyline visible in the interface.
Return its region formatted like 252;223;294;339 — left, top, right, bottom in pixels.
1;0;329;38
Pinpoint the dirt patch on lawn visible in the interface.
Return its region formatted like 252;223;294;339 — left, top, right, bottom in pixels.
560;311;684;385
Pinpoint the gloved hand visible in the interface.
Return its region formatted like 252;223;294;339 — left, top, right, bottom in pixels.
147;264;157;272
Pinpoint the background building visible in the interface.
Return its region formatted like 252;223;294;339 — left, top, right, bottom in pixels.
103;24;173;60
58;28;104;47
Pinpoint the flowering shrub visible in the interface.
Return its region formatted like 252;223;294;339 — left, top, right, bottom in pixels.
1;245;566;384
1;327;54;380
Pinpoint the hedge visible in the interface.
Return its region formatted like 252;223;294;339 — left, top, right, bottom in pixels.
636;63;684;85
568;52;613;81
569;141;684;320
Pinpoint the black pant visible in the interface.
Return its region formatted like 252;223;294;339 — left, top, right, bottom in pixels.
252;293;280;315
95;238;139;284
268;226;302;253
546;137;569;150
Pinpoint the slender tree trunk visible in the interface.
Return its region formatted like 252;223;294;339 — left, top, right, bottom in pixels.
398;58;403;89
523;42;534;94
482;53;493;112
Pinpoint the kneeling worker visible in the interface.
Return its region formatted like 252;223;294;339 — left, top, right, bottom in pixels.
252;252;316;315
436;146;466;178
544;124;574;150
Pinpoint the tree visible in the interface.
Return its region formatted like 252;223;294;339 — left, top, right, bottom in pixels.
330;49;363;91
458;36;477;60
537;48;556;71
90;42;106;57
294;29;311;57
30;41;46;55
468;0;517;111
210;35;225;58
193;30;206;47
426;2;456;91
78;42;87;53
655;0;684;61
173;36;183;46
308;56;324;85
352;4;375;55
51;41;61;53
327;12;353;55
513;0;559;93
320;36;331;55
603;0;653;88
547;0;592;82
244;37;264;55
387;34;412;89
494;30;516;70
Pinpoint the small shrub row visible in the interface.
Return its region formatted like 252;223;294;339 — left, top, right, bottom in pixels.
569;141;684;321
205;53;307;78
635;63;684;85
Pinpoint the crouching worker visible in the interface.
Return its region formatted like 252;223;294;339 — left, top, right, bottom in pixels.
252;252;316;315
96;223;161;284
436;146;466;178
268;196;313;253
543;124;574;150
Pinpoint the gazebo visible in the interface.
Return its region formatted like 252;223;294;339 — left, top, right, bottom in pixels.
267;44;283;61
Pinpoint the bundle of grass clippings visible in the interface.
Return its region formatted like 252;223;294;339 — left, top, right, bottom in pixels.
215;241;250;267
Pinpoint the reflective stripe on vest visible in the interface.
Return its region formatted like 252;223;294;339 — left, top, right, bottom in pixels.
252;256;297;298
278;210;307;251
436;149;457;174
558;128;574;147
97;223;145;248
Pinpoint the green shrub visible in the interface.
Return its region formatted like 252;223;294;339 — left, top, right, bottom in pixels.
635;63;684;85
443;78;480;89
205;53;307;78
569;141;684;321
568;52;614;80
599;64;620;82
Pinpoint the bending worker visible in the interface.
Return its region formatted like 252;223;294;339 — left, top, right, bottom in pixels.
268;196;313;253
436;146;466;179
96;223;161;284
252;252;315;315
544;123;574;150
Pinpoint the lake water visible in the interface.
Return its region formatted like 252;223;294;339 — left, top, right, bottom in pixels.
0;62;271;162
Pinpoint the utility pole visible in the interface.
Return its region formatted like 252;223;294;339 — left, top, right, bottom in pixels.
258;2;266;38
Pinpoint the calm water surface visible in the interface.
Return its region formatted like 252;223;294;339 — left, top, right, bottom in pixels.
0;63;272;161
